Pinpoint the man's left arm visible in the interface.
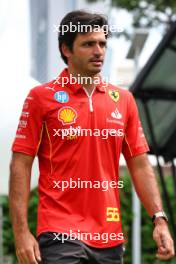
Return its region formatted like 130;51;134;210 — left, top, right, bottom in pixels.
126;153;175;260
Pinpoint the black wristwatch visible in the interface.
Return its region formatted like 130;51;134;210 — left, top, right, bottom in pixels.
152;211;168;224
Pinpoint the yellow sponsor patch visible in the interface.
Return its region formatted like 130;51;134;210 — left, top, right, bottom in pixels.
106;207;120;222
108;90;120;102
58;107;77;125
67;135;78;140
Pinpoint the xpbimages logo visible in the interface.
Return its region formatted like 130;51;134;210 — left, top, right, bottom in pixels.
53;73;109;87
53;230;124;244
52;178;124;191
53;126;124;139
53;74;124;87
53;22;124;35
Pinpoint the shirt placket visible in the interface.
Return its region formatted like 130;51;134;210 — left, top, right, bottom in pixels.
82;87;96;112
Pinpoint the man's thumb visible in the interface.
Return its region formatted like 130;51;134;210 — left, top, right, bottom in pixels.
34;242;42;262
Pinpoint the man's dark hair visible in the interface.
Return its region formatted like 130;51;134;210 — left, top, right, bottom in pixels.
58;10;109;64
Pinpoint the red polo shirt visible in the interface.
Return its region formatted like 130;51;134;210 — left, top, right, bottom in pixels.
12;68;149;248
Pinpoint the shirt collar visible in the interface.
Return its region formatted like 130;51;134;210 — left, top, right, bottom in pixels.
55;68;106;94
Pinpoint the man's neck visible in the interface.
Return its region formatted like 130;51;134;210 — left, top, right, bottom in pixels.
67;68;100;96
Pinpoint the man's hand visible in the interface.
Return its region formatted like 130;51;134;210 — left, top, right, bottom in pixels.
15;230;41;264
153;219;175;260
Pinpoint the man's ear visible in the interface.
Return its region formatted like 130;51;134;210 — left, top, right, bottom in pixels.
61;43;72;60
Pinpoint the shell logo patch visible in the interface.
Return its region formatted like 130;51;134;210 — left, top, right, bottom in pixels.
58;107;77;125
108;90;120;102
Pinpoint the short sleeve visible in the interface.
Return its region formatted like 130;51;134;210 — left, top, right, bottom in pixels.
12;88;44;156
122;92;149;160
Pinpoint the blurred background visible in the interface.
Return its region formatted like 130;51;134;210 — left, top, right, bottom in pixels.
0;0;176;263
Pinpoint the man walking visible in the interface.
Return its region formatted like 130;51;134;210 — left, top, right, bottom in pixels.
9;10;175;264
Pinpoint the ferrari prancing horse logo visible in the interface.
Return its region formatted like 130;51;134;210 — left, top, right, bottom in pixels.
108;90;120;102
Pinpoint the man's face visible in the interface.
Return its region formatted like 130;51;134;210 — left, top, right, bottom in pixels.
65;30;107;76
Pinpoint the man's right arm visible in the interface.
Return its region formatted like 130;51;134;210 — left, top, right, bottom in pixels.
9;152;41;264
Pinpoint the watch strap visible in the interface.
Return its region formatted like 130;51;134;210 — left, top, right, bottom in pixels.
152;211;168;223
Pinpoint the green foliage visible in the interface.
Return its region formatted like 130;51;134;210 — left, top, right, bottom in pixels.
1;173;176;263
119;170;176;264
1;196;14;257
1;189;39;263
119;174;133;263
28;188;39;235
86;0;176;29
